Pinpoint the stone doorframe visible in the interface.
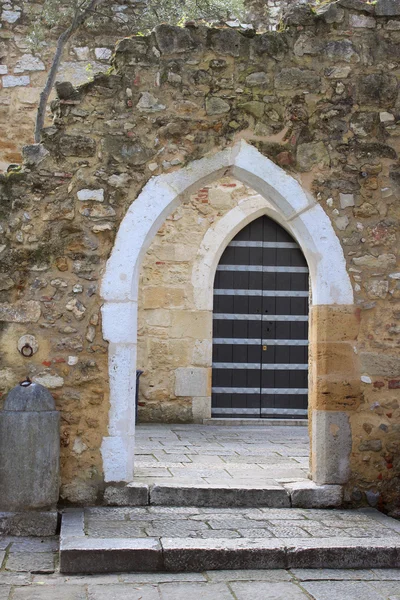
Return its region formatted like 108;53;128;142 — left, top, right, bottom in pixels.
100;140;356;485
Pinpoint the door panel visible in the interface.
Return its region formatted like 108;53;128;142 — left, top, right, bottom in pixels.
212;215;309;419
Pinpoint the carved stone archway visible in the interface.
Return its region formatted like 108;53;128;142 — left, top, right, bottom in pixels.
101;140;356;485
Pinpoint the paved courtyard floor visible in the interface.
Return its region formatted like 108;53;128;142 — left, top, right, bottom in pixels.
133;423;310;487
0;538;399;600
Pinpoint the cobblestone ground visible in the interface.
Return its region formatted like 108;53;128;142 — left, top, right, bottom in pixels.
0;539;399;600
134;424;310;486
84;507;400;540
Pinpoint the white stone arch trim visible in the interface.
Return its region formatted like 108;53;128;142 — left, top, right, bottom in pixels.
100;140;353;483
192;195;353;310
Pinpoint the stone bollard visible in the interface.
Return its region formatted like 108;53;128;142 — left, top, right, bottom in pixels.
0;380;60;536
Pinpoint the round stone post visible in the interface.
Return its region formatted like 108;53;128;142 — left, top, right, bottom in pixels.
0;380;60;535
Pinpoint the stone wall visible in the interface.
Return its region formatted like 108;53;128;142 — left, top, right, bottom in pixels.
0;0;399;510
137;178;256;423
0;0;146;172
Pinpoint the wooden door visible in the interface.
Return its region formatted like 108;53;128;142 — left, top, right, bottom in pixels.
212;216;309;419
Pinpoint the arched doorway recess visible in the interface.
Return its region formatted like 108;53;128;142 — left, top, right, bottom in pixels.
212;215;309;420
101;140;356;487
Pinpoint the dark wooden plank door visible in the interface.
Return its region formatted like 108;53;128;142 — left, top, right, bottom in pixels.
212;215;309;419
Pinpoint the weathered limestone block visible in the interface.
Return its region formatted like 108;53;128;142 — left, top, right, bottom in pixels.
155;24;204;55
2;75;29;87
175;367;209;397
137;92;166;113
211;29;248;58
0;301;40;323
14;54;45;73
251;32;288;61
352;253;396;270
275;68;320;91
192;397;211;424
323;40;359;63
206;97;231;115
59;135;96;157
357;73;398;106
296;142;330;171
22;144;49;166
312;410;352;485
376;0;400;16
360;353;400;378
240;101;265;119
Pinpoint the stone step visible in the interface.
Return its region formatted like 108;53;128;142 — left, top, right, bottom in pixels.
60;507;400;574
103;481;342;509
202;418;308;427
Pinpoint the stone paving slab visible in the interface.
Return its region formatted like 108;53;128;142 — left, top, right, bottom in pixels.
59;507;400;573
133;424;310;490
1;540;400;600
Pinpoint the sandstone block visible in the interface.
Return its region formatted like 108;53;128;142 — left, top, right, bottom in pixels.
310;306;360;342
170;311;212;339
311;377;361;411
175;367;209;397
311;342;359;378
143;287;185;309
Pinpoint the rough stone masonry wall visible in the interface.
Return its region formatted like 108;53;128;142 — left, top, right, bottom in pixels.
0;0;400;510
0;0;146;172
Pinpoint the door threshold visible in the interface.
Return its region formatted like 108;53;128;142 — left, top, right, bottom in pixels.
203;418;308;426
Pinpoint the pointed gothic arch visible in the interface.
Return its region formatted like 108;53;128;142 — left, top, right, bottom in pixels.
100;140;355;485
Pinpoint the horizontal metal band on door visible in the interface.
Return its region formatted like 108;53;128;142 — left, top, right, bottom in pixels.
212;387;308;394
217;265;309;273
213;338;309;345
213;314;308;322
228;241;300;249
214;289;309;297
212;407;308;416
212;362;308;370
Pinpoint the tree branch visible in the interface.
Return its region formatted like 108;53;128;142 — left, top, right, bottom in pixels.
34;0;106;143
